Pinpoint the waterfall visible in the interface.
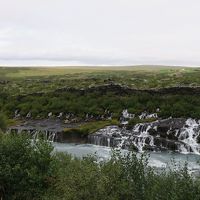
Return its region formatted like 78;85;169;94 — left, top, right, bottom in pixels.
9;128;57;143
89;118;200;154
107;137;110;147
178;119;200;154
46;131;57;142
131;124;154;152
8;117;200;154
88;126;122;147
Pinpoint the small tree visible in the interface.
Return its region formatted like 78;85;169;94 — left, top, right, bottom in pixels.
0;134;55;200
0;113;7;132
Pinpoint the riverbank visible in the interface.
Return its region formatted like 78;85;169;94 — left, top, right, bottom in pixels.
8;117;200;155
53;142;200;174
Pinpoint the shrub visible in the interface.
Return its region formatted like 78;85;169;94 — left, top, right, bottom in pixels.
0;113;7;132
1;134;200;200
0;134;55;200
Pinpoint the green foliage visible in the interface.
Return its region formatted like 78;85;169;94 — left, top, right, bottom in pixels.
1;67;200;120
1;134;200;200
0;134;55;200
1;66;200;94
2;90;200;120
64;120;119;136
0;113;7;132
127;117;157;129
43;151;200;200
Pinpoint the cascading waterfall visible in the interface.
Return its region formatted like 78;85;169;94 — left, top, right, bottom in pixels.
8;114;200;154
45;130;57;142
107;137;110;147
88;126;122;147
178;119;200;154
8;128;57;143
130;124;154;152
89;118;200;154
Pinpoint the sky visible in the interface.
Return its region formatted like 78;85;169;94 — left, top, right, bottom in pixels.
0;0;200;66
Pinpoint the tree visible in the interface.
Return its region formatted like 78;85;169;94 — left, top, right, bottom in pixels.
0;134;55;200
0;113;7;132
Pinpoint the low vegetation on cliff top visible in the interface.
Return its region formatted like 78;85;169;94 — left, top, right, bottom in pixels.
64;119;119;136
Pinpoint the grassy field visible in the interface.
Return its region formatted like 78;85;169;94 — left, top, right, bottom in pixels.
0;66;200;96
1;66;200;122
63;119;119;136
0;65;186;78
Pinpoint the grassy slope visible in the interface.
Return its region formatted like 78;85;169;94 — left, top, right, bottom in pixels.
0;65;182;77
0;65;197;77
63;119;119;135
1;66;200;96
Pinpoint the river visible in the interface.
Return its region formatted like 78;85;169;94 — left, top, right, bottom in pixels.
53;142;200;174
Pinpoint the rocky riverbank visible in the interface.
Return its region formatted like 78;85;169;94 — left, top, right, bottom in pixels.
8;116;200;154
8;119;88;143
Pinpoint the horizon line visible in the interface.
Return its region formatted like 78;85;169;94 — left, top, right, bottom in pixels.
0;64;199;68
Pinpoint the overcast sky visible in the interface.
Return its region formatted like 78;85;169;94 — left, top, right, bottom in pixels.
0;0;200;66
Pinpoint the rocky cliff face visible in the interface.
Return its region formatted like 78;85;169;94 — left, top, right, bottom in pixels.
54;84;200;96
9;117;200;154
88;118;200;154
17;84;200;99
8;119;87;143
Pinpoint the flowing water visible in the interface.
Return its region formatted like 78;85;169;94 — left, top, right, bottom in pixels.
9;117;200;173
53;142;200;174
88;118;200;154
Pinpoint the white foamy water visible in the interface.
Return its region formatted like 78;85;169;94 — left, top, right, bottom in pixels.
53;143;200;173
90;118;200;154
178;119;200;154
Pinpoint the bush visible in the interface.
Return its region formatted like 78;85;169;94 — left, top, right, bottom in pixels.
0;113;7;132
43;151;200;200
2;87;200;120
0;134;55;200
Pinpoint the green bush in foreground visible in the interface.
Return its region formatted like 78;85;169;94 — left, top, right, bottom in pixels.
0;134;55;200
1;134;200;200
0;113;7;132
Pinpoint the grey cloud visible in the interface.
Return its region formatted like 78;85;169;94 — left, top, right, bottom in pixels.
0;0;200;66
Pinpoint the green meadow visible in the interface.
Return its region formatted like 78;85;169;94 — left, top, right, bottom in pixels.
1;66;200;95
